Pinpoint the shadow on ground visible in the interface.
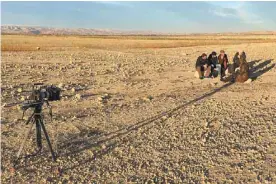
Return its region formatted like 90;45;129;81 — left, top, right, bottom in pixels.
59;81;234;171
225;59;275;82
13;58;275;172
249;59;275;80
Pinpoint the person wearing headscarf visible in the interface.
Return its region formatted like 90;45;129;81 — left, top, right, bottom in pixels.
235;52;249;82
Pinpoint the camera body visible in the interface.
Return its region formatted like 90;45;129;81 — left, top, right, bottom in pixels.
21;84;61;111
30;85;61;102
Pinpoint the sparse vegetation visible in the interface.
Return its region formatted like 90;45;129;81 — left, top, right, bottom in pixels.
2;34;276;51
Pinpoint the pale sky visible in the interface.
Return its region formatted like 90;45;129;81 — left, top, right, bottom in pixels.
1;1;276;33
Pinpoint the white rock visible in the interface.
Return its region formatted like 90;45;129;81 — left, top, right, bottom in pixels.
58;83;64;89
2;103;7;108
20;96;25;101
245;78;252;83
75;94;81;99
194;71;199;78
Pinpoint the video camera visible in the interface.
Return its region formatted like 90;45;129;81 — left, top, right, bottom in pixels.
21;83;61;111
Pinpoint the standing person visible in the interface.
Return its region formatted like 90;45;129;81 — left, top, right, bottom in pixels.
207;51;218;78
195;53;211;79
218;50;229;80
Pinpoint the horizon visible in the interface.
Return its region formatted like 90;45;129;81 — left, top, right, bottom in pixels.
2;24;276;35
2;1;276;33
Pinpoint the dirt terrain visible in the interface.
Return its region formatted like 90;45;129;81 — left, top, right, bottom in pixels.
1;35;276;183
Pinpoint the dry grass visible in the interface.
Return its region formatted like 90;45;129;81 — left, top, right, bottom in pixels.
2;34;276;51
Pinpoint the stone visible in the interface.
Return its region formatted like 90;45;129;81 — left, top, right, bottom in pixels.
58;83;64;89
144;95;153;102
17;88;23;93
210;82;217;87
101;144;106;149
244;78;252;83
36;47;40;50
194;71;199;78
20;96;25;101
75;94;81;100
147;95;154;101
101;93;110;100
17;105;21;110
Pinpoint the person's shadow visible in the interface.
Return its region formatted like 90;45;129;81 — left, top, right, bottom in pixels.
225;59;275;82
249;59;275;80
248;59;262;69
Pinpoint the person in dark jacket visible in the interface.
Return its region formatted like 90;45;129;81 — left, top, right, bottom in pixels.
233;52;240;70
231;52;240;82
207;51;218;77
195;53;211;79
218;50;229;80
240;51;246;60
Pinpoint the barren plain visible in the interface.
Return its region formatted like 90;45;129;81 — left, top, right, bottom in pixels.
1;34;276;183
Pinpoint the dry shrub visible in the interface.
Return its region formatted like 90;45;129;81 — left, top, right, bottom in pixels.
2;34;276;52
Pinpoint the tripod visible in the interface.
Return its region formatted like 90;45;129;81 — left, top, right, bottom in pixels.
15;101;56;165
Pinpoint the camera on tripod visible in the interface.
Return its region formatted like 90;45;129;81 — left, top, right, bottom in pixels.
15;83;62;164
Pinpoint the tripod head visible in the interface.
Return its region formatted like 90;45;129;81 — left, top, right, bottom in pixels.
22;100;44;111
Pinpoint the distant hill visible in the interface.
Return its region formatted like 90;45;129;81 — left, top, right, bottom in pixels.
1;25;276;36
1;25;162;36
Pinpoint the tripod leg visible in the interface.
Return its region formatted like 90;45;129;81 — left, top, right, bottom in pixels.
39;119;57;161
35;118;42;151
16;121;34;162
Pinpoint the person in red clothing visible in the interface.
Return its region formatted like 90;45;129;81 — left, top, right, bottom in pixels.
218;50;229;80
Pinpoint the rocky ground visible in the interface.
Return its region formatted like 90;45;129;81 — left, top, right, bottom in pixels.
1;41;276;183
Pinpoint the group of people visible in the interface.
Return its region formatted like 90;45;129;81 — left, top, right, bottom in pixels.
195;50;249;82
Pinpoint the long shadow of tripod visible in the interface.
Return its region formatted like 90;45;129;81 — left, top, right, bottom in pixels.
60;81;234;171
